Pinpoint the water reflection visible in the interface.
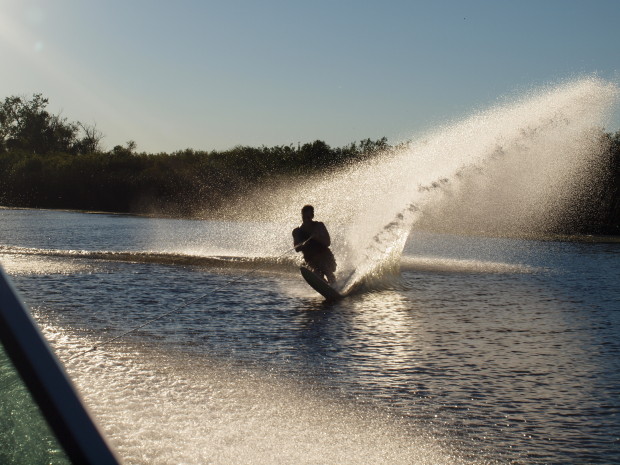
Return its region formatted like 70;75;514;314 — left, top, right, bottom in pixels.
2;209;619;464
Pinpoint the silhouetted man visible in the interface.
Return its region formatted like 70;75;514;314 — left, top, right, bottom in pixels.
292;205;337;284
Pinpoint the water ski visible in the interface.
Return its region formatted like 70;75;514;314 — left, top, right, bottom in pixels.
299;267;343;301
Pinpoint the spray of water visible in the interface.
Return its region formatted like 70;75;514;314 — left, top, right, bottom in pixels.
225;77;619;291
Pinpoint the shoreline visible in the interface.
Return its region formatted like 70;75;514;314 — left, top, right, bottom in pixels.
412;226;620;243
0;205;202;221
2;205;619;243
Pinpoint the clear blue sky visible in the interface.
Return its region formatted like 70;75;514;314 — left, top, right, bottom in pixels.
2;0;619;153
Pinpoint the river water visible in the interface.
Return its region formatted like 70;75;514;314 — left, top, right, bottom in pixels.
1;208;619;464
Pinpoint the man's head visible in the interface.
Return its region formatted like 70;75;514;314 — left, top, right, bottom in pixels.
301;204;314;223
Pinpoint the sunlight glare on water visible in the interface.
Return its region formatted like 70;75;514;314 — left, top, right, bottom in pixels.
50;333;473;465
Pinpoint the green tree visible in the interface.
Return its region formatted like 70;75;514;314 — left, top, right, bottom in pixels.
0;94;103;155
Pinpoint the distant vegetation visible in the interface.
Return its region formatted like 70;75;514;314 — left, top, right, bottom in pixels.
1;93;619;234
0;93;389;216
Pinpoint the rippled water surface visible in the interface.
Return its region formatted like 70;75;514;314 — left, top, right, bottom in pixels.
1;209;619;464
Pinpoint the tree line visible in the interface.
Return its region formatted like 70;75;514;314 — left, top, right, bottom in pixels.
1;93;619;234
0;94;390;217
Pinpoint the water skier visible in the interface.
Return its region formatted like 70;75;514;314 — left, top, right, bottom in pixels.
292;205;337;284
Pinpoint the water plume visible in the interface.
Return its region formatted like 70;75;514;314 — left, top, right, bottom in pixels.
229;77;619;290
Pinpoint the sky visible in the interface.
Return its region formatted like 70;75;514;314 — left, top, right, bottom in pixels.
1;0;619;153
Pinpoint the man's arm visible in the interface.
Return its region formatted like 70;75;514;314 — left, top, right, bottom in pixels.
292;228;305;251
